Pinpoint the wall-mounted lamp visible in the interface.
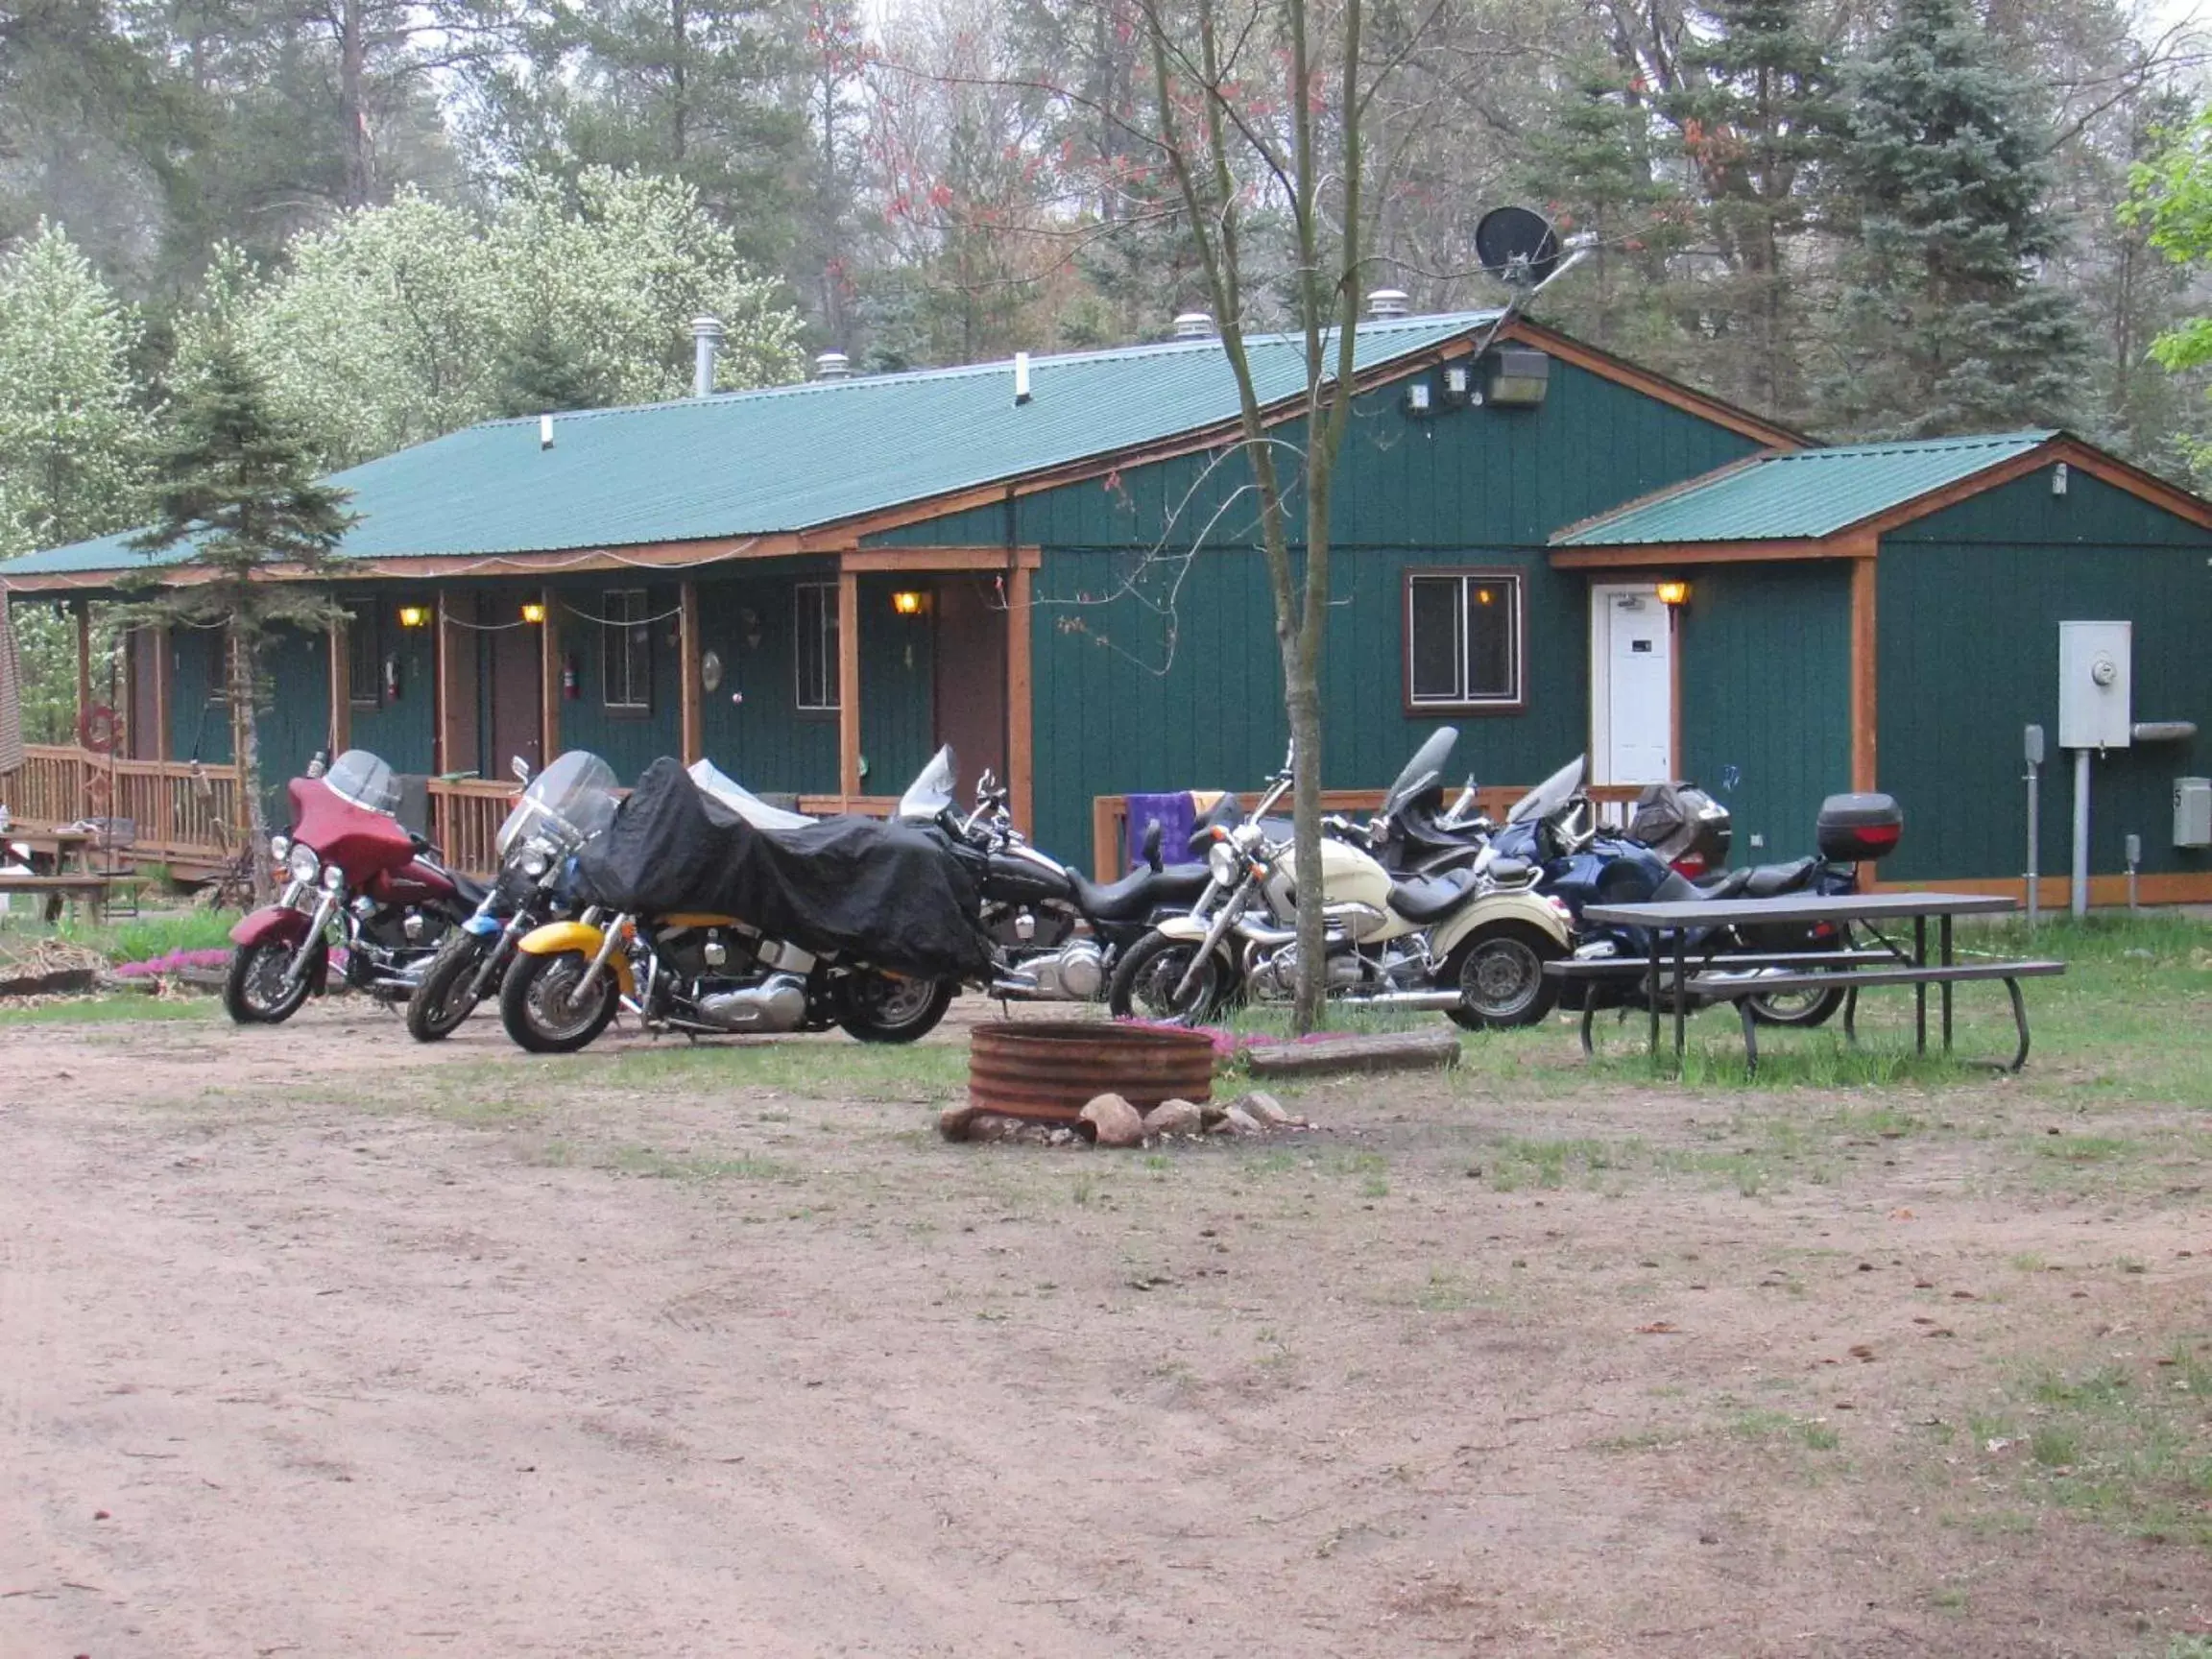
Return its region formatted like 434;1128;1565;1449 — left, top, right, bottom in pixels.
397;604;431;629
1655;580;1691;607
521;601;548;625
1479;348;1551;409
891;589;929;616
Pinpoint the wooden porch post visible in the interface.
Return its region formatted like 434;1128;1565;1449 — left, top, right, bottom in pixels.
433;589;453;776
1005;558;1033;833
327;614;351;754
1849;556;1877;794
539;587;561;761
678;580;703;764
153;625;172;761
73;600;91;741
837;566;861;801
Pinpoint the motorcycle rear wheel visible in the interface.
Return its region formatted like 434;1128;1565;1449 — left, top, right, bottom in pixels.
1743;984;1846;1027
1445;924;1563;1030
223;940;319;1025
835;970;954;1044
1107;930;1231;1025
499;949;618;1054
406;932;495;1043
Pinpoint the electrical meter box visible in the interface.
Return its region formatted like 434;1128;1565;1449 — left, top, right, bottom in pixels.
2058;621;2132;750
2176;778;2212;848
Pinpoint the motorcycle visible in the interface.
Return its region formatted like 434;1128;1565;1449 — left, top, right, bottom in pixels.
224;749;480;1024
897;747;1222;1001
403;750;620;1042
1494;757;1901;1027
498;757;985;1052
1106;752;1575;1028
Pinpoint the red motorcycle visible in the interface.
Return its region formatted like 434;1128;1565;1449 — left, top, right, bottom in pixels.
224;750;483;1024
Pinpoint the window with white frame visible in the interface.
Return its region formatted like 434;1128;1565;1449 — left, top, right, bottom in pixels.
602;589;652;711
795;581;840;711
1404;569;1525;710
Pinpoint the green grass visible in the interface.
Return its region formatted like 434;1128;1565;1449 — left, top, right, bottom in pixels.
0;994;218;1025
428;1036;969;1107
12;905;243;963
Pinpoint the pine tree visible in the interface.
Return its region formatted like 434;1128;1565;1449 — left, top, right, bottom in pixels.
127;342;356;894
1815;0;2090;439
1667;0;1835;422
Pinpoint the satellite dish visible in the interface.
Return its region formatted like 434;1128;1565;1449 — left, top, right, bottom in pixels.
1474;206;1561;287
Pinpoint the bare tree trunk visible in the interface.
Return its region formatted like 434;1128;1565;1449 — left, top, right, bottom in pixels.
340;0;371;206
671;0;689;163
228;627;273;905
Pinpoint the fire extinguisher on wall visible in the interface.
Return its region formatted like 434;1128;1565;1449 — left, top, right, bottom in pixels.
563;654;581;699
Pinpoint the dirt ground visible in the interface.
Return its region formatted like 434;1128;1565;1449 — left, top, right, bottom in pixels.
2;998;2207;1657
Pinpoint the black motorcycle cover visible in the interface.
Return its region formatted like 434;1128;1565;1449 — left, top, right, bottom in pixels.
578;757;989;978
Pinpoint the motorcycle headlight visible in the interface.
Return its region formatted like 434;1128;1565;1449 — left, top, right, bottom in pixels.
519;842;552;879
1209;841;1240;884
287;843;322;884
322;863;346;891
270;834;291;862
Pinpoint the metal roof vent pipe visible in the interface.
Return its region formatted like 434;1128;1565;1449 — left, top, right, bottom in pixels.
1366;288;1410;321
814;350;853;381
691;316;724;397
1172;311;1216;340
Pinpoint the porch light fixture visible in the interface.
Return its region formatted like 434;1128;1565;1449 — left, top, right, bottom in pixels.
1655;580;1691;607
521;601;548;625
891;589;928;616
397;605;431;629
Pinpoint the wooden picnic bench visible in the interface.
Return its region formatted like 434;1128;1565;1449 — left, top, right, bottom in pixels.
0;872;113;925
1567;891;2063;1075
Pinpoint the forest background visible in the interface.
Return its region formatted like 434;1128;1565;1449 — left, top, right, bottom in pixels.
5;0;2212;739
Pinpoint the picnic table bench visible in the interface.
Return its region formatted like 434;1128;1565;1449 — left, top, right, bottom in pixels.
1556;891;2063;1075
0;872;113;924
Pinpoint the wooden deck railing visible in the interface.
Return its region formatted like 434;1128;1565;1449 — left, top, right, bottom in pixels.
2;744;248;868
1090;783;1647;882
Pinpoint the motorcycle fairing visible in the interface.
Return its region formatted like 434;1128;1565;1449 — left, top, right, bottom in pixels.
231;905;312;949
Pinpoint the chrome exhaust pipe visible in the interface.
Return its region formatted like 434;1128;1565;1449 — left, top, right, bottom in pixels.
1338;990;1466;1010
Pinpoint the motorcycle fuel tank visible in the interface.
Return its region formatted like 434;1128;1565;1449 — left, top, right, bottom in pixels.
984;846;1074;908
1267;836;1399;939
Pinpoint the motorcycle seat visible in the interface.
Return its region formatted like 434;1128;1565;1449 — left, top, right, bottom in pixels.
1743;856;1818;899
1488;855;1534;884
1072;862;1211;923
1389;868;1480;925
1695;867;1755;900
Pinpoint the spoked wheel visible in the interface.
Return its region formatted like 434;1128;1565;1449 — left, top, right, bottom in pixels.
1744;982;1847;1028
1446;924;1564;1030
222;940;320;1025
835;970;954;1044
499;950;618;1054
1106;930;1232;1025
406;932;498;1043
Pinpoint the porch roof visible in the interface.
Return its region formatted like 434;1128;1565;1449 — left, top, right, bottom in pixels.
4;313;1496;582
1551;430;2056;547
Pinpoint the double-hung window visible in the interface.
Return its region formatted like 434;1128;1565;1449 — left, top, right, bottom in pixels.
346;606;382;709
795;581;840;711
1404;569;1525;711
602;589;652;712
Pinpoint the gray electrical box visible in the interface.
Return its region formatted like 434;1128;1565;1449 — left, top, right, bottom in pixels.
2059;621;2132;749
2176;778;2212;847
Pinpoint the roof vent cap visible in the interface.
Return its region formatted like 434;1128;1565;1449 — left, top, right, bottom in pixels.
814;350;853;381
691;315;724;397
1172;311;1216;340
1366;288;1410;320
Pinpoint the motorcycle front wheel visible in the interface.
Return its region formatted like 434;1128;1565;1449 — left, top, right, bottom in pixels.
498;949;618;1054
223;940;320;1025
406;931;498;1043
1106;930;1232;1025
1446;924;1563;1030
835;970;954;1044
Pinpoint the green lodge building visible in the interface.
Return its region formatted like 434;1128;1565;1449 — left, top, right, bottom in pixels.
6;309;2210;902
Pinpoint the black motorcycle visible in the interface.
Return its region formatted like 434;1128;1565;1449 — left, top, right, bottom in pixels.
403;751;619;1041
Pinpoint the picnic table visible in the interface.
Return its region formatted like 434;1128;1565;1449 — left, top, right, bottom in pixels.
9;826;96;874
1;824;110;922
1559;891;2063;1074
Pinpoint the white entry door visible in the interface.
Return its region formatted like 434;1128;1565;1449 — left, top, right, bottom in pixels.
1591;584;1674;784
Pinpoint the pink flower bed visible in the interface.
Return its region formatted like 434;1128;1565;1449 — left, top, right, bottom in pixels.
112;948;230;980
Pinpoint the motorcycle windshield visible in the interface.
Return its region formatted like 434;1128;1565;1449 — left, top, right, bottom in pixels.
897;746;958;820
686;758;815;830
1380;727;1457;818
496;750;620;855
323;750;400;816
1505;754;1588;826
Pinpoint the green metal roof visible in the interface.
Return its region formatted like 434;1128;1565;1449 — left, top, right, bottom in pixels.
4;313;1496;579
1551;430;2056;546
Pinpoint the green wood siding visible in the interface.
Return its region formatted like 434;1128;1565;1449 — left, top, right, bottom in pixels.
169;627;229;764
1878;469;2212;881
346;598;436;777
887;353;1766;856
1677;565;1853;862
552;582;684;783
694;573;836;793
858;573;936;795
1027;546;1587;857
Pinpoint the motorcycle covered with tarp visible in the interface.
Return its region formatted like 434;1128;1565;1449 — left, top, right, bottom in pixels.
499;757;989;1051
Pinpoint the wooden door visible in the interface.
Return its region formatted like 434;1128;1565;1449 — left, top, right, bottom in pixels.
932;575;1007;803
489;610;544;776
